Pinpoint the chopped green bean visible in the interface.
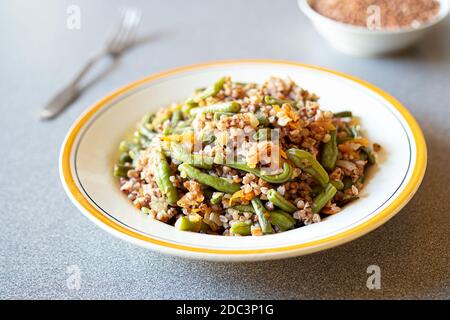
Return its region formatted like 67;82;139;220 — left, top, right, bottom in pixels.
170;143;213;169
334;111;353;118
141;207;151;215
269;210;296;231
255;111;270;126
350;126;360;138
119;140;136;153
175;215;202;232
264;95;295;106
199;77;226;100
210;192;224;205
232;205;256;213
267;189;297;213
362;147;376;165
182;98;198;113
337;195;359;206
343;176;353;190
189;102;241;116
128;148;141;160
329;179;344;190
231;222;251;236
118;152;132;165
113;164;132;177
213;112;235;122
138;123;156;140
154;151;179;205
226;162;292;184
178;163;241;194
311;185;323;196
251;198;274;234
312;183;337;213
170;109;182;128
200;221;210;233
287;148;329;187
321;130;338;171
253;128;271;141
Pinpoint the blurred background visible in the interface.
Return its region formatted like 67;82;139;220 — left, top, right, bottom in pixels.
0;0;449;299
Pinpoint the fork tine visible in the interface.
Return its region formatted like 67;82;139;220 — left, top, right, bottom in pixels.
106;8;128;46
121;9;141;45
107;8;141;54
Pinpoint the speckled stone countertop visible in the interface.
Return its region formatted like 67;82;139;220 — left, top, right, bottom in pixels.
1;0;449;299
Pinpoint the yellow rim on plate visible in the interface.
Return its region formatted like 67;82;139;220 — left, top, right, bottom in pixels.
60;59;427;256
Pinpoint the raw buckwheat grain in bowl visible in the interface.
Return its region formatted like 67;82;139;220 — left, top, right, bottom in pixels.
310;0;440;30
114;77;380;236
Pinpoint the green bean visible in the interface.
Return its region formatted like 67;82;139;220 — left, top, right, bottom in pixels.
195;87;206;94
231;222;251;236
152;110;171;127
343;176;353;190
359;151;368;161
337;136;353;144
189;102;241;116
199;77;226;100
267;189;297;213
170;109;182;127
118;152;132;165
138;123;156;140
213;112;235;122
200;221;210;233
178;163;241;194
226;162;293;184
210;192;224;205
330;179;344;190
128;148;141;160
264;95;295;106
334;111;353;118
170;143;213;169
119;140;136;153
202;188;214;199
357;174;365;184
169;127;194;135
175;216;202;232
362;147;376;165
321;130;338;171
232;205;256;213
312;183;337;213
251;198;274;234
253;128;271;141
255;111;270;126
182;98;198;113
113;164;132;177
201;134;216;145
350;126;360;138
287;148;329;187
338;195;359;206
154;151;179;205
269;210;296;231
133;131;152;148
311;185;323;196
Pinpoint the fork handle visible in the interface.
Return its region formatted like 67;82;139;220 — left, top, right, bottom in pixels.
40;50;105;120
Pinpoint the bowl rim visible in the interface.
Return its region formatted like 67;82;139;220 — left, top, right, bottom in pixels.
298;0;449;35
59;59;427;260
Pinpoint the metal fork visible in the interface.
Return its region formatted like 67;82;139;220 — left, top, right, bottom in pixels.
40;8;142;120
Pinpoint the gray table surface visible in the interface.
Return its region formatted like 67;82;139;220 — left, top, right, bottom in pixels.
1;0;449;300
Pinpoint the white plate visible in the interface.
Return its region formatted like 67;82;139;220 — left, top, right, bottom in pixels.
60;60;427;261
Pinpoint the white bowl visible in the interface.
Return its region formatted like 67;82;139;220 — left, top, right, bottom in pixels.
298;0;450;56
60;60;427;261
